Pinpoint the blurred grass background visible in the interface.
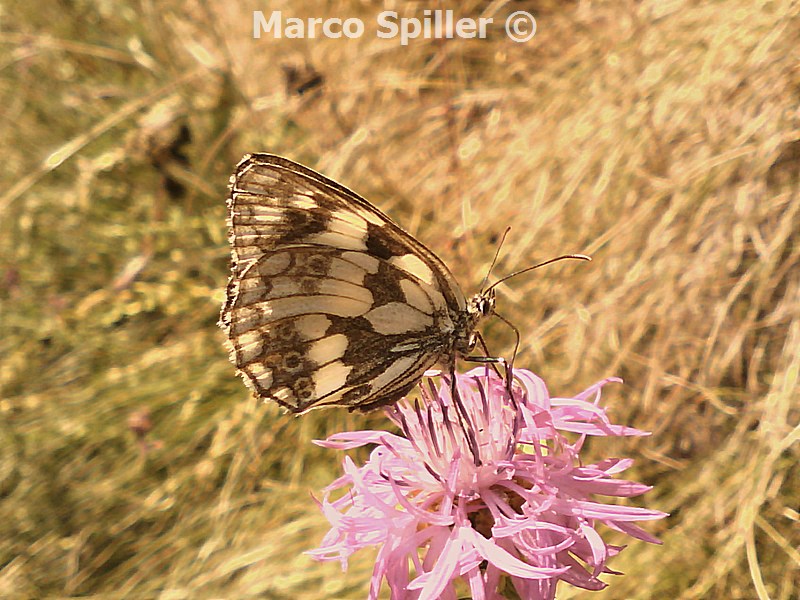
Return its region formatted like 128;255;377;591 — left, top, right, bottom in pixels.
1;0;798;598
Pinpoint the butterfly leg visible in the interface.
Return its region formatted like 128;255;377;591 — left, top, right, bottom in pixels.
464;331;516;408
464;331;504;374
484;312;520;404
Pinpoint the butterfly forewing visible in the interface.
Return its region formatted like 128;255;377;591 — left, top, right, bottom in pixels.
220;154;478;413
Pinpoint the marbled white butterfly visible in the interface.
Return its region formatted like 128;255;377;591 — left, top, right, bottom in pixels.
220;154;587;413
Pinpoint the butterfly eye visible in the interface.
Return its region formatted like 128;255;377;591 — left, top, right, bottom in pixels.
480;297;495;316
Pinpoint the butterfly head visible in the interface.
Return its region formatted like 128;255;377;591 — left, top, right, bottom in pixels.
456;253;592;356
460;289;496;353
472;288;496;319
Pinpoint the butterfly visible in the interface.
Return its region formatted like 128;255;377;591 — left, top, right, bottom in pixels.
219;154;587;413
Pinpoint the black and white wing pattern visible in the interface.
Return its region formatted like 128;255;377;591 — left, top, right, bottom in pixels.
219;154;491;413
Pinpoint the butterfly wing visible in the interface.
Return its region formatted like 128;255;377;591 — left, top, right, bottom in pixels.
220;154;467;413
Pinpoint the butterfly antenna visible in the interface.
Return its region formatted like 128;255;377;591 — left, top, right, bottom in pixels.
479;227;512;293
486;254;591;293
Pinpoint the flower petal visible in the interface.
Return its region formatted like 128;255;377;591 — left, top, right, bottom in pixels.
461;527;568;579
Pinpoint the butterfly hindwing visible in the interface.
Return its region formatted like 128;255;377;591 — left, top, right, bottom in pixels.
221;154;473;413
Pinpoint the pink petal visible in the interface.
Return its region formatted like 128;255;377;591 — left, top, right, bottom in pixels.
315;430;407;449
579;522;608;574
461;527;568;579
407;534;462;599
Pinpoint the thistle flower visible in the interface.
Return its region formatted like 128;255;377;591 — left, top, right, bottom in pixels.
309;368;666;599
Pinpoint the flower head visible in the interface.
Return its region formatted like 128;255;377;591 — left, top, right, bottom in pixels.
309;368;666;599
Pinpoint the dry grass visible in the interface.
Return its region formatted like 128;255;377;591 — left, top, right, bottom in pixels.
1;0;798;598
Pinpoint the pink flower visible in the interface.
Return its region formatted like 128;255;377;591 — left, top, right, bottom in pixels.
309;368;667;599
